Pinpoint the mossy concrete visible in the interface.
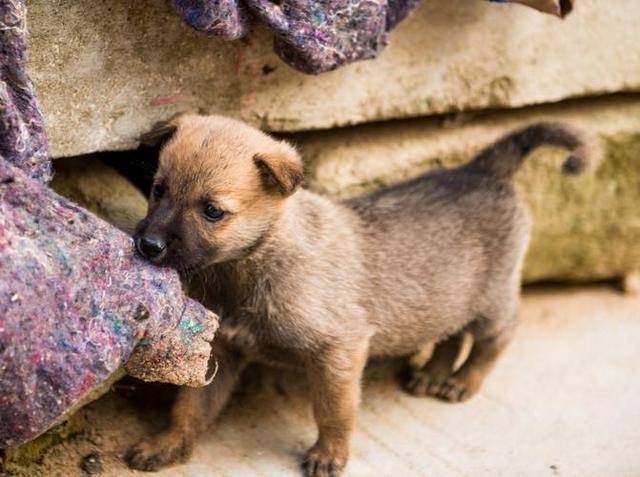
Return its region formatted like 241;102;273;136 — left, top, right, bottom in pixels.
295;95;640;283
27;0;640;157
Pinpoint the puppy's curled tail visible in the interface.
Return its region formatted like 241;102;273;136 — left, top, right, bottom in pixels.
470;122;599;180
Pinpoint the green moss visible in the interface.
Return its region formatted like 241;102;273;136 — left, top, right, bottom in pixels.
521;133;640;282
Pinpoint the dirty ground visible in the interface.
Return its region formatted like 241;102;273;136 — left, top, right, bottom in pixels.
6;286;640;477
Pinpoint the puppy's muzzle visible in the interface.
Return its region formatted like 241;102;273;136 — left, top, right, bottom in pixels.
136;234;167;262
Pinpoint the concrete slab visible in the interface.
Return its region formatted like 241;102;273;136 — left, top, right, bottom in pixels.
27;0;640;157
10;286;640;476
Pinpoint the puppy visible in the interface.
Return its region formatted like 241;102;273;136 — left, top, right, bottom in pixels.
126;114;593;476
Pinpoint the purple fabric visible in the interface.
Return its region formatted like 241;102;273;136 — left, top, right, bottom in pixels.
0;0;219;449
0;158;218;448
172;0;249;40
172;0;569;74
173;0;422;74
0;0;51;182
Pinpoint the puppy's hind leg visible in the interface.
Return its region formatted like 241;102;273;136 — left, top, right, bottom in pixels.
431;319;515;403
403;334;463;397
126;344;246;471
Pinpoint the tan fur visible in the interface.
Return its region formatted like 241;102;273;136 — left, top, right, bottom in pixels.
127;115;594;476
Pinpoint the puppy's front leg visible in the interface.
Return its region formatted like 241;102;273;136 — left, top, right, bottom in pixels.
303;343;368;477
126;343;246;471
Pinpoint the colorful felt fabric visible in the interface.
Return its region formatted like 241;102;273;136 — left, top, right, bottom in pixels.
173;0;574;74
0;0;51;182
0;0;219;449
0;157;219;448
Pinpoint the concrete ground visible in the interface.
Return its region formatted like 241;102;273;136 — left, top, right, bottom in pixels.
13;286;640;477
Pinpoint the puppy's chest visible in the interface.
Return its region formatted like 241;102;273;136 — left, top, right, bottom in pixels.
204;276;313;361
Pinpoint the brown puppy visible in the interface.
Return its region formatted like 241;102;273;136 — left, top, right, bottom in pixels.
126;114;594;476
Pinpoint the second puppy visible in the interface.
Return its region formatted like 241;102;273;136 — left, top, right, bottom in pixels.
128;115;593;476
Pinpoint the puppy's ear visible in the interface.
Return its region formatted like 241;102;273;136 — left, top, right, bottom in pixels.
139;118;179;148
253;140;304;196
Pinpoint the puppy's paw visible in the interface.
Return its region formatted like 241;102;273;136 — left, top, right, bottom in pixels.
125;432;193;471
403;367;450;397
428;375;481;403
303;442;347;477
404;368;481;403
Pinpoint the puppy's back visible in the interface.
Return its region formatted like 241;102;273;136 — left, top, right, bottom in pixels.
348;122;595;356
350;167;523;355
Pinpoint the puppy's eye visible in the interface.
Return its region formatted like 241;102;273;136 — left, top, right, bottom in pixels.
203;203;225;222
152;182;165;200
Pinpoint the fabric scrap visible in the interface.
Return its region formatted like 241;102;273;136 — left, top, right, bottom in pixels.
0;0;51;182
0;157;219;448
173;0;574;74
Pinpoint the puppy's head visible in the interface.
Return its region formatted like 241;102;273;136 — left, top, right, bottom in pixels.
134;114;303;272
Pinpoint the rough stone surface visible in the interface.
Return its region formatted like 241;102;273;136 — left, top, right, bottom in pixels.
295;95;640;282
7;287;640;477
50;158;148;235
27;0;640;157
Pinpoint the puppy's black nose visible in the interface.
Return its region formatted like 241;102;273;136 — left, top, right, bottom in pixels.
136;234;166;260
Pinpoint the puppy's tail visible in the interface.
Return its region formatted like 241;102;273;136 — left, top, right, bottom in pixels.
470;122;599;180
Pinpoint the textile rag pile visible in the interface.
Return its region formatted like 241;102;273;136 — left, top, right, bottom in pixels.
0;0;219;449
